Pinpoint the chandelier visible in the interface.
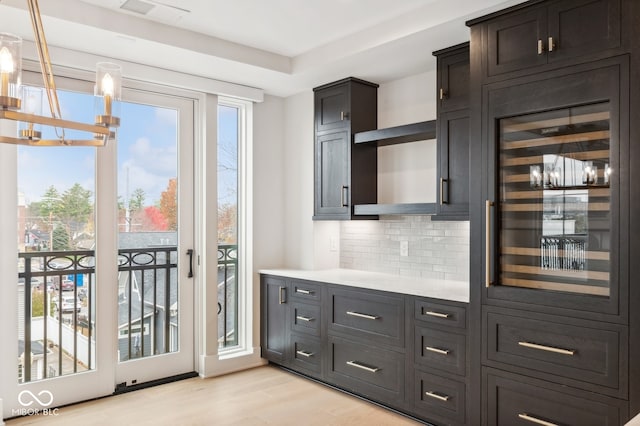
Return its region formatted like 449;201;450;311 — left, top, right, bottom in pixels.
0;0;120;146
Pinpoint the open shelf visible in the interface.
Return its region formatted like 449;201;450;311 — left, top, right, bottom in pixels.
353;203;436;216
354;120;436;146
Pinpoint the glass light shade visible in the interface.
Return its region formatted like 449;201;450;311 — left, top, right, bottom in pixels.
18;86;43;139
0;32;22;102
95;62;121;119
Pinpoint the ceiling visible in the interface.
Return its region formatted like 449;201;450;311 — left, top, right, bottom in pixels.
0;0;527;97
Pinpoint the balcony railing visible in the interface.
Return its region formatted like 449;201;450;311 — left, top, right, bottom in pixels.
18;244;239;383
218;244;238;348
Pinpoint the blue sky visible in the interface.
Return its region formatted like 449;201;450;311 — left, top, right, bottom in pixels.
17;88;238;208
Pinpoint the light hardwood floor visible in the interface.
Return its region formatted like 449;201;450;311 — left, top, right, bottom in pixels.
6;365;422;425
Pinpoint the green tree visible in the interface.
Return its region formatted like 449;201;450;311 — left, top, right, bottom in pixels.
129;188;146;212
59;184;93;240
52;225;70;250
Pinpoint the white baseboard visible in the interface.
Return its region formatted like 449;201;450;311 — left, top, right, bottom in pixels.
199;348;266;378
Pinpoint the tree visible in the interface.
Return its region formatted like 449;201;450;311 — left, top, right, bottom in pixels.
129;188;146;212
160;178;177;231
218;203;237;244
52;225;70;250
142;206;168;231
59;184;93;240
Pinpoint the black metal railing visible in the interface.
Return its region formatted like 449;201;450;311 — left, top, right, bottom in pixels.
18;250;95;383
18;244;239;383
218;244;238;348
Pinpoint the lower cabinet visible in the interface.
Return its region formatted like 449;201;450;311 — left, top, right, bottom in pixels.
260;274;470;425
485;368;627;426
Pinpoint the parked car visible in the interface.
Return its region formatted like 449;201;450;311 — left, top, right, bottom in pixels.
52;294;81;313
55;279;74;291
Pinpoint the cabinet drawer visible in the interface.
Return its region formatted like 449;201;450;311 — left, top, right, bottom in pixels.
330;287;404;347
328;336;404;403
290;280;322;304
486;310;625;392
414;370;466;425
415;327;466;376
485;368;625;426
291;302;321;337
414;299;466;330
291;334;322;376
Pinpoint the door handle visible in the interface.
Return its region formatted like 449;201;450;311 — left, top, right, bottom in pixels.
187;249;194;278
341;185;349;207
440;178;448;205
486;200;494;287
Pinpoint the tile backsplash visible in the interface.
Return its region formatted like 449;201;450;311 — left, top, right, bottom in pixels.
340;216;469;282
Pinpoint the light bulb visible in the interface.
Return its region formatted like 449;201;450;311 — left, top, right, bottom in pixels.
101;73;114;97
0;46;14;73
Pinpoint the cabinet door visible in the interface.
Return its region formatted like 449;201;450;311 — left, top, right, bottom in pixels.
487;7;547;77
547;0;622;64
438;47;470;112
261;276;288;363
484;61;627;316
314;131;350;219
315;84;350;133
436;109;469;218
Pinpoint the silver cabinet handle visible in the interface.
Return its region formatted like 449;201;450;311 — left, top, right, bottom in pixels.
425;391;450;402
440;178;448;205
295;288;312;295
486;200;494;288
341;185;349;207
278;286;286;304
296;315;314;322
518;413;559;426
426;346;450;355
439;88;447;100
518;341;575;356
548;36;555;52
340;111;350;120
346;360;380;373
425;310;450;319
537;39;544;55
296;350;314;358
346;311;379;320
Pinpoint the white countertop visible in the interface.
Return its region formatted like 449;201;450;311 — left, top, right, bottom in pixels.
259;268;469;303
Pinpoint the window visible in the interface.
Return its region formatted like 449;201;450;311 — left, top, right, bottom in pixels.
217;97;252;354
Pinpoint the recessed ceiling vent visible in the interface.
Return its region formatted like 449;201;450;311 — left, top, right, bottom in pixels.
120;0;155;15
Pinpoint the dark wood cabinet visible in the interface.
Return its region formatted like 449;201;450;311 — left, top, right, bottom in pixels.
468;0;634;423
474;0;624;79
313;78;378;220
434;43;470;220
260;273;470;424
260;276;289;363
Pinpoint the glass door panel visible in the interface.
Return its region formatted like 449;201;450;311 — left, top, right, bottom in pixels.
498;102;611;296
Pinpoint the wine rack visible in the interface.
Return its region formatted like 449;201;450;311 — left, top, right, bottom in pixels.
498;102;611;296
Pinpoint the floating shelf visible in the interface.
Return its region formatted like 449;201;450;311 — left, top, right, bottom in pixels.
354;203;437;216
354;120;436;146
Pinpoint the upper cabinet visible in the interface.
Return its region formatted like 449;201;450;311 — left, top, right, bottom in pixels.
471;0;624;79
434;43;470;220
313;78;378;220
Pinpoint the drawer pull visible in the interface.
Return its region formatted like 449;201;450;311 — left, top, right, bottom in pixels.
518;413;559;426
518;341;575;356
296;350;314;358
346;311;379;320
295;288;313;295
424;310;450;319
346;360;380;373
279;286;286;304
426;346;450;355
296;315;314;322
425;391;450;402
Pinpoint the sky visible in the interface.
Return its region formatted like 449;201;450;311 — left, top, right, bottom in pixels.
17;87;238;209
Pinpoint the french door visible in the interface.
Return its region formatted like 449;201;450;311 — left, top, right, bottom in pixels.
1;73;195;418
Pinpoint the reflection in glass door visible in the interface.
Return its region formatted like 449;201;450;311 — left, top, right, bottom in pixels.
498;102;611;296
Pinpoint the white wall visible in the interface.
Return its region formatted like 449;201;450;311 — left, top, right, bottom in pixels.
282;91;316;269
